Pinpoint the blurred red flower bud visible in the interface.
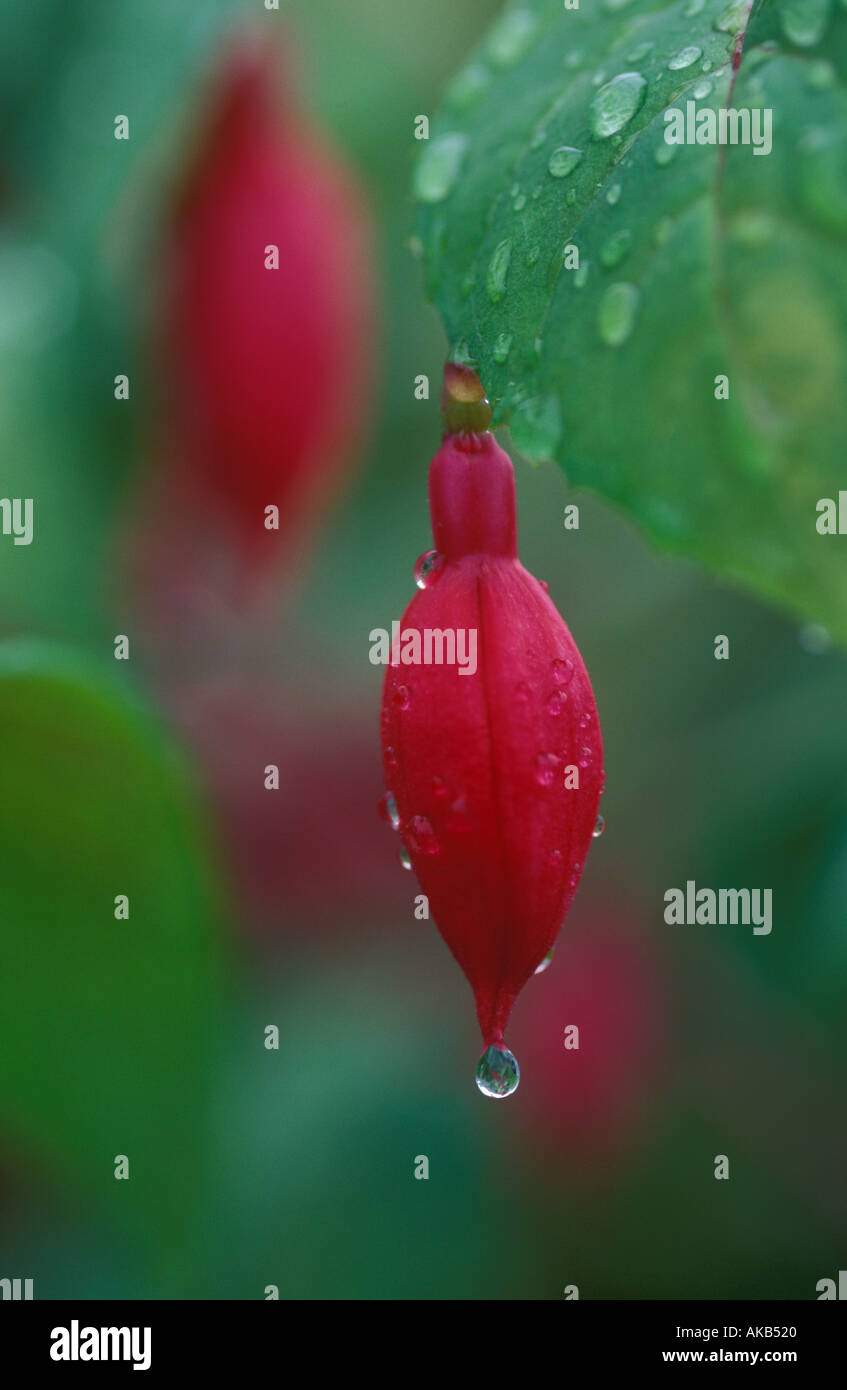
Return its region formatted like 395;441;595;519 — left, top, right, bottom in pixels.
154;30;376;578
380;366;604;1095
511;908;668;1176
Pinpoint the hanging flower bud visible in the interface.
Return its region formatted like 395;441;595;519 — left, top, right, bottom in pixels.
380;364;604;1097
156;30;375;575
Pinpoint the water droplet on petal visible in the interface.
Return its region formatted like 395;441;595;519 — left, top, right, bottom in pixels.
536;752;560;787
578;745;593;768
399;845;412;871
593;814;606;838
514;680;532;704
546;689;568;716
669;45;702;70
590;73;647;139
548;145;583;178
534;948;554;975
414;549;445;588
486;238;512;302
406;815;440;855
552;657;574;683
598;282;640;346
446;795;472;833
385;745;398;771
548;848;564;868
394;684;411;710
431;775;450;799
475;1044;520;1097
413;133;468;203
378;791;400;829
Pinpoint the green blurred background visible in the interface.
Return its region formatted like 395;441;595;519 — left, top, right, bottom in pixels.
0;0;845;1299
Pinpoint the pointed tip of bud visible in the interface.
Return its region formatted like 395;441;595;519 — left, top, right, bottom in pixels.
441;362;492;436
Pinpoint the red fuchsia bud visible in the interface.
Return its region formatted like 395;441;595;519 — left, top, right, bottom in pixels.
157;31;375;576
380;364;604;1097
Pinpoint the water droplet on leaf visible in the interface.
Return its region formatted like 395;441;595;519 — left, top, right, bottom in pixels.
414;133;468;203
780;0;831;46
714;0;749;33
601;228;633;267
445;63;492;112
590;73;647;139
486;8;536;68
486;239;512;302
548;146;583;178
597;282;640;346
493;332;513;364
668;45;702;69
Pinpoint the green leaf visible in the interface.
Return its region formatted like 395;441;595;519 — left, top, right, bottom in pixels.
417;0;847;639
0;642;223;1289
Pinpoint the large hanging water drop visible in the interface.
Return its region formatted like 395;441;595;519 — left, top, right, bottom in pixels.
475;1044;520;1097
